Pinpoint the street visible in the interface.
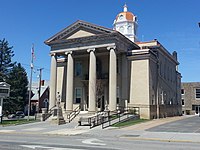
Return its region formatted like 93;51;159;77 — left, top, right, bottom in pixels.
1;133;200;150
1;115;200;149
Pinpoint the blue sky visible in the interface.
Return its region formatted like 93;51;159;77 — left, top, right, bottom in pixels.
1;0;200;82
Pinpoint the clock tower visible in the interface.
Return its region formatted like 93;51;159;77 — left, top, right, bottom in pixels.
113;4;138;42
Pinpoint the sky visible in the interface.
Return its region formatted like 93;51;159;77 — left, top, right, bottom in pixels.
0;0;200;82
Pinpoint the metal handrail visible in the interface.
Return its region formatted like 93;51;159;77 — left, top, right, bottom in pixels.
67;105;81;123
88;111;110;129
101;107;140;129
43;105;56;121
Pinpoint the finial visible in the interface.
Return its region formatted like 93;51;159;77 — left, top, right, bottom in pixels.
123;3;128;12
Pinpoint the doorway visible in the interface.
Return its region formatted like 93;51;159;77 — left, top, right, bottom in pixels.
195;105;200;115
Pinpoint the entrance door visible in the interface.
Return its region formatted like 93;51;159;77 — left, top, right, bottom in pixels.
195;105;200;115
75;87;82;109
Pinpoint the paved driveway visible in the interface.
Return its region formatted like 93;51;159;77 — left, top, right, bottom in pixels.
147;115;200;133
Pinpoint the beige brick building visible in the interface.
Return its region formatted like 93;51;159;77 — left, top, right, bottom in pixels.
181;82;200;115
45;5;182;119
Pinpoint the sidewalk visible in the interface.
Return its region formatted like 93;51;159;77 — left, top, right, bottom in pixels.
0;120;90;135
84;115;200;143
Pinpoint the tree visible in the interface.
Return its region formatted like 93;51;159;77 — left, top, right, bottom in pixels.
0;38;15;81
4;63;28;113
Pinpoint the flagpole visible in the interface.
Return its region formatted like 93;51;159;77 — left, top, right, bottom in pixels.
28;44;34;121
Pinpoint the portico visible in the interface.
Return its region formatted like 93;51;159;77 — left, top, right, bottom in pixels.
45;20;137;114
48;43;121;113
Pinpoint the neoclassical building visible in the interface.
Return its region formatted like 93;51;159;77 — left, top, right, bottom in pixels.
45;5;182;119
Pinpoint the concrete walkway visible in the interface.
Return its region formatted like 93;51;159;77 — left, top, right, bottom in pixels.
0;119;90;135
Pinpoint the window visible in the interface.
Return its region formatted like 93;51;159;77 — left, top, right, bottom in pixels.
119;26;124;33
75;62;82;77
196;89;200;99
181;89;184;95
192;105;195;110
119;14;124;20
182;99;184;105
127;25;132;33
75;88;82;103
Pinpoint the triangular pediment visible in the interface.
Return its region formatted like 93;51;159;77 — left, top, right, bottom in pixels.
67;29;95;39
45;20;114;44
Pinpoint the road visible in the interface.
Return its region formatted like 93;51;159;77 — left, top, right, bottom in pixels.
1;132;200;150
1;115;200;149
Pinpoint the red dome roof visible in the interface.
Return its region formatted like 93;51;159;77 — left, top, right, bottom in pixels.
116;11;135;21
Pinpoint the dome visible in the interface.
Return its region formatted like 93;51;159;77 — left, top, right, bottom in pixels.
116;12;134;22
115;4;136;22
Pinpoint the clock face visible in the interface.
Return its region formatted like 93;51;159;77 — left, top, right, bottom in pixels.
119;15;124;20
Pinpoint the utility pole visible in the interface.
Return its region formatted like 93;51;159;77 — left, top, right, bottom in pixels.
37;68;44;114
28;44;34;121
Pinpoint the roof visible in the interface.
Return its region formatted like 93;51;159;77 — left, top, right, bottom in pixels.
136;40;179;65
45;20;115;45
28;80;50;101
0;82;10;88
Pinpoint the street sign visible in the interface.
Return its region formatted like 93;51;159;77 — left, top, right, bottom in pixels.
0;82;10;123
0;82;10;98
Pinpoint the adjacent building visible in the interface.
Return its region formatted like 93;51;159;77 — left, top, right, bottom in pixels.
181;82;200;115
45;5;182;119
27;80;49;114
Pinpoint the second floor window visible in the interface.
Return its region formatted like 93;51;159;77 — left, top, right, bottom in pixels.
75;62;82;77
196;89;200;99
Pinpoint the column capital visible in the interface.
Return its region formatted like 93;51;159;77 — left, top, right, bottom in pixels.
87;48;95;53
107;45;116;51
65;51;73;55
49;53;57;57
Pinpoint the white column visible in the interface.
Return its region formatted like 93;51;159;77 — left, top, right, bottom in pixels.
107;46;117;112
49;53;57;109
87;48;96;112
65;51;74;112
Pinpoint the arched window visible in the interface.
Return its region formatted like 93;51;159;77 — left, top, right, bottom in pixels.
127;25;132;33
119;26;124;33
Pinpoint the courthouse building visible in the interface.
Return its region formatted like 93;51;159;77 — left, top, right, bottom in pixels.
45;5;182;119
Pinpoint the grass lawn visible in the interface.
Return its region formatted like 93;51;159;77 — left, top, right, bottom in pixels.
112;119;148;128
0;118;39;126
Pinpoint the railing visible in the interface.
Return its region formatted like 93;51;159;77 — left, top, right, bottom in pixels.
126;107;140;116
78;107;140;129
101;107;140;129
43;106;56;121
88;111;110;129
67;105;81;123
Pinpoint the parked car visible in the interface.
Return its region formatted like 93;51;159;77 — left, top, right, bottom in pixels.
7;111;25;119
15;111;25;118
7;114;16;119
